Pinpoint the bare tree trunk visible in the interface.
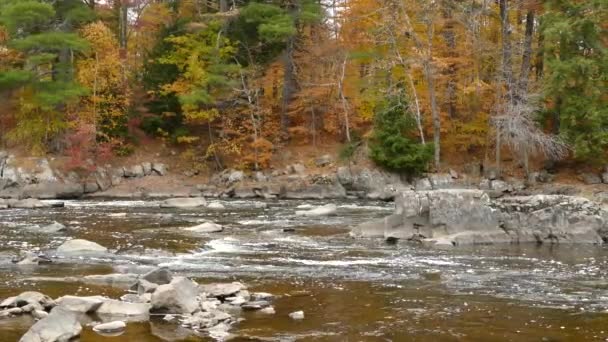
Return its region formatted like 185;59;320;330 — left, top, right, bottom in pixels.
219;0;229;12
407;75;425;144
496;128;501;174
500;0;514;103
310;104;317;147
280;38;296;139
339;56;351;142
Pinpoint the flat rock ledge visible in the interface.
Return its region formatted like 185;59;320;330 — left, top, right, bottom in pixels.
352;189;608;246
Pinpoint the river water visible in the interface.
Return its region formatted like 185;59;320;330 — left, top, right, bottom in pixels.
1;199;608;341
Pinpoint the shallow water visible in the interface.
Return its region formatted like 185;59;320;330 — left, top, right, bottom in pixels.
1;198;608;341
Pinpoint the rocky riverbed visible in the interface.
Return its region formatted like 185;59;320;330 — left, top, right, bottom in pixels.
2;198;608;341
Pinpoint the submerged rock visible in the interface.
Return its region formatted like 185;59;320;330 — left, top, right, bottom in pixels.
160;197;207;209
289;311;304;320
56;239;108;256
207;201;226;210
183;222;223;233
19;307;82;342
295;204;337;217
93;320;126;335
96;299;151;321
26;221;66;234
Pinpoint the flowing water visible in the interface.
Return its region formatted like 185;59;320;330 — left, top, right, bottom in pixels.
1;199;608;341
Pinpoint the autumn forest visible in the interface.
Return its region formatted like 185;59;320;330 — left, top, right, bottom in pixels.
0;0;605;177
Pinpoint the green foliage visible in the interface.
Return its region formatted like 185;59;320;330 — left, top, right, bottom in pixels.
369;96;434;175
541;0;608;162
0;0;54;34
0;70;32;89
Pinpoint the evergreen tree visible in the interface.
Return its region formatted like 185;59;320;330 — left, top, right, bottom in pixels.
369;94;434;176
541;0;607;162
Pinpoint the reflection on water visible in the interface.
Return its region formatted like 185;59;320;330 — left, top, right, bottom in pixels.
1;199;608;341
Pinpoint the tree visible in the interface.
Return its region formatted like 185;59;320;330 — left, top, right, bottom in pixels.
541;0;607;162
369;94;434;176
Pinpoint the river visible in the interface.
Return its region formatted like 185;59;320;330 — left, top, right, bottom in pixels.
1;199;608;341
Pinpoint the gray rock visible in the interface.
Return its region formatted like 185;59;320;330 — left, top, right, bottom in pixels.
84;182;99;194
260;306;275;314
315;154;333;167
414;178;433;191
10;198;52;209
82;274;139;288
241;300;270;310
13;252;52;265
581;173;602;185
152;163;167;176
56;295;104;313
282;184;346;200
56;239;108;256
354;189;608;245
2;291;55;310
183;222;223;233
96;299;151;320
142;162;153;176
290;163;306;175
295;204;337;217
253;171;268;183
428;174;454;190
463;162;482;177
28;222;66;234
200;282;246;298
227;170;244;184
151;277;200;314
130;279;158;295
490;180;511;192
484;167;499;180
110;168;124;186
449;169;459;179
601;173;608;184
19;307;81;342
93;321;126;334
207;202;225;210
22;182;84;199
125;165;145;178
160;197;206;208
142;267;173;285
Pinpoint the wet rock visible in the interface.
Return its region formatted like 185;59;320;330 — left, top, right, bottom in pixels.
207;322;233;340
315;154;333;167
259;306;275;315
93;321;126;334
82;274;139;288
1;291;55;311
232;187;257;198
96;299;151;320
295;204;337;217
10;198;52;209
581;173;602;185
152;163;167;176
19;307;81;342
120;294;148;303
200;282;246;298
251;292;274;301
56;239;108;256
207;201;225;210
130;279;158;295
289;311;304;320
27;221;66;234
142;267;173;285
13;252;52;265
22;182;84;199
56;295;104;313
241;300;271;310
183;222;223;233
151;277;200;314
160;197;207;208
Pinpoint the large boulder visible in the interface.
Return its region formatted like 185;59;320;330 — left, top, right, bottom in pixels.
56;295;104;313
1;291;55;311
581;173;602;185
160;197;207;209
124;165;145;178
142;267;173;285
152;163;167;176
151;277;200;314
19;307;81;342
10;198;53;209
56;239;108;256
353;190;608;246
22;182;84;199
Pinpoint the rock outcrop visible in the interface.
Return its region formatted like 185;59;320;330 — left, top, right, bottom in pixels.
352;189;608;246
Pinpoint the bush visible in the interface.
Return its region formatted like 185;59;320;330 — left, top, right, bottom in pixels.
369;96;433;176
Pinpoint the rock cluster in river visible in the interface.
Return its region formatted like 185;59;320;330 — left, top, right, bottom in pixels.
353;189;608;246
1;267;278;341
